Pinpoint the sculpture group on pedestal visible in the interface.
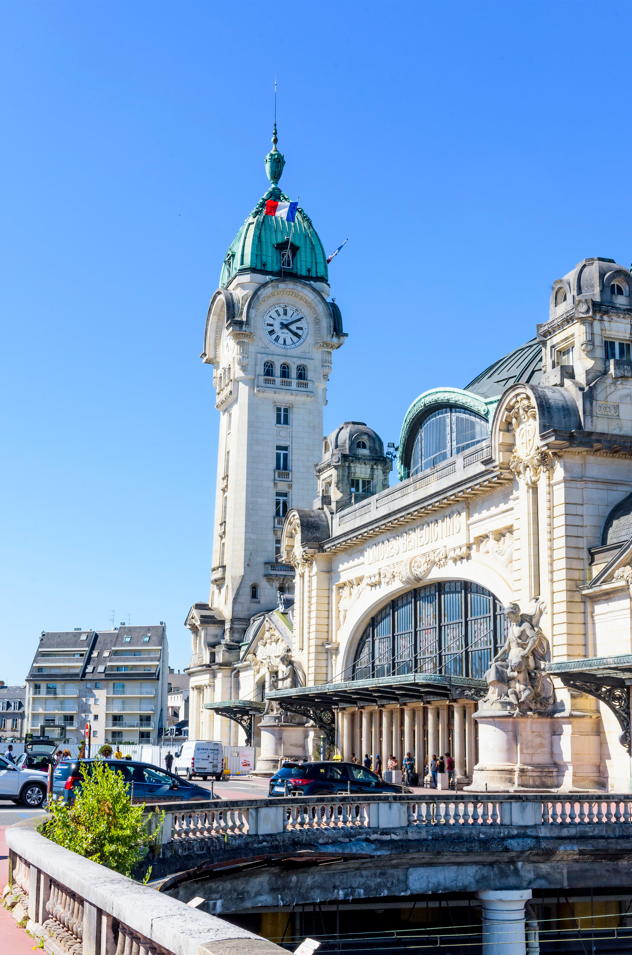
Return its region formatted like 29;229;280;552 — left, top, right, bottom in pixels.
482;599;556;716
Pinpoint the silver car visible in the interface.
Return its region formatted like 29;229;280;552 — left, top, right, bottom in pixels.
0;753;47;807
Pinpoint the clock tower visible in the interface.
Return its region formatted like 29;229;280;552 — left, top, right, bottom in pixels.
188;126;346;669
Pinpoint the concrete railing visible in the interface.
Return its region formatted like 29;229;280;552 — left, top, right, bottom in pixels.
4;816;286;955
157;792;632;844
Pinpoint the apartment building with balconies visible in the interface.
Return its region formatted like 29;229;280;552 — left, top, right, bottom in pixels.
25;625;168;746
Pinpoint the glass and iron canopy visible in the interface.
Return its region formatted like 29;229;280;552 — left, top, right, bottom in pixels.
410;407;488;475
351;582;507;682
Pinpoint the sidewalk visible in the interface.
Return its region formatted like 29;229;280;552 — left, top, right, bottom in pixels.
0;825;37;954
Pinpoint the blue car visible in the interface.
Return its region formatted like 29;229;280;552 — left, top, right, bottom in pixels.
52;759;214;804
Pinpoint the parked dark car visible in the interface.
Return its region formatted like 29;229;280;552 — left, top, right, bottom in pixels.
52;759;215;804
268;760;409;797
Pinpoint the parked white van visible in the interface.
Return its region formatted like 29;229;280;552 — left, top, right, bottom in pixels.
173;740;223;780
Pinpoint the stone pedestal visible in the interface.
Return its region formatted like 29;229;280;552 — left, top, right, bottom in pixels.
469;707;561;791
384;770;402;785
253;713;308;776
436;772;450;791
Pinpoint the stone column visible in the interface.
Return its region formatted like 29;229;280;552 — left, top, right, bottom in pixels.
381;708;392;762
371;708;380;761
453;702;466;780
202;686;213;741
189;687;200;741
438;702;448;758
465;702;476;779
478;889;532;955
362;709;371;764
343;710;353;762
354;708;362;760
393;708;402;764
415;706;425;782
404;707;414;762
427;703;439;762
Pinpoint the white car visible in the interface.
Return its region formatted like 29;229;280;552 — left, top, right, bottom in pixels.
173;741;223;780
0;754;47;807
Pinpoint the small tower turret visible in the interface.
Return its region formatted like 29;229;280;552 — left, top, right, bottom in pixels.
315;422;392;512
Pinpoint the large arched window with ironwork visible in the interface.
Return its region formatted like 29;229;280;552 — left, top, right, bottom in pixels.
410;408;488;476
350;582;506;681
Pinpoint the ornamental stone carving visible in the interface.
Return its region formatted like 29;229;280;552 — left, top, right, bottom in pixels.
507;394;556;486
613;564;632;592
246;623;290;678
336;577;365;629
368;545;470;588
477;528;514;567
482;599;556;716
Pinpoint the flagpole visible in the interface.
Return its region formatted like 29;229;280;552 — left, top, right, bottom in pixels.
285;195;299;265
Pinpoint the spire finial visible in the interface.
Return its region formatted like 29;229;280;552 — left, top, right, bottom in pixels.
265;78;285;186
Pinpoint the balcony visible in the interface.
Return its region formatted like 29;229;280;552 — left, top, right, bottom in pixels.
275;470;291;483
211;565;226;584
106;720;154;730
255;375;314;398
264;562;295;579
106;704;155;714
106;690;156;698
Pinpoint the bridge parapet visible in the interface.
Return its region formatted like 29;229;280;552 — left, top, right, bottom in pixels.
158;791;632;848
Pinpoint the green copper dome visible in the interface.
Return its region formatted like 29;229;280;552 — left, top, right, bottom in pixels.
220;128;329;287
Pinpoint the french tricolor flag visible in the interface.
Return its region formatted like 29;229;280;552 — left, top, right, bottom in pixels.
265;199;298;222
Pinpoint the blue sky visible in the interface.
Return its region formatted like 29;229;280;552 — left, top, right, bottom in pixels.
2;0;632;684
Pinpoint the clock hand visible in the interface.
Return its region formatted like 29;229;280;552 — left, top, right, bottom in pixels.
280;317;303;329
279;323;301;339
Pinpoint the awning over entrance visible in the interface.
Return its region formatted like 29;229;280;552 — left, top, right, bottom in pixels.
266;673;487;746
548;654;632;753
205;700;264;746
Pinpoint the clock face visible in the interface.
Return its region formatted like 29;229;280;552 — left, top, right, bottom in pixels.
263;304;307;349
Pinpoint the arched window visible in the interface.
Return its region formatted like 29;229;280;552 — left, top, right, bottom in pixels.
296;364;307;381
351;582;506;681
264;361;274;377
611;283;626;296
323;440;330;454
250;584;259;600
555;287;568;306
410;408;488;475
280;363;291;379
356;439;368;450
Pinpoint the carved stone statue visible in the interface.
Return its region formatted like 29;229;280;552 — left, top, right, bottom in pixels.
482;599;555;715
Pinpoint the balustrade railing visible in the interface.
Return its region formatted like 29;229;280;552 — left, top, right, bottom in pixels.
152;793;632;848
5;819;284;955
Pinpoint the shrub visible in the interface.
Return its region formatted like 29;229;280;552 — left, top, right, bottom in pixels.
40;761;162;879
98;744;113;757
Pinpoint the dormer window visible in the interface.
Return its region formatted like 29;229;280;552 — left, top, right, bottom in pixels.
356;440;368;450
555;287;568;306
611;283;626;296
558;346;574;367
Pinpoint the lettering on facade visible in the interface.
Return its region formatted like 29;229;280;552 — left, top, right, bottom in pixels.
365;510;463;565
595;401;619;418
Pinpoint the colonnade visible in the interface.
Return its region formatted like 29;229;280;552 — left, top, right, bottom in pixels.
337;700;477;781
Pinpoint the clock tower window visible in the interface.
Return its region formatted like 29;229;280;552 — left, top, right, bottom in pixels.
264;360;274;378
280;363;291;380
296;364;307;381
276;406;290;425
276;446;290;471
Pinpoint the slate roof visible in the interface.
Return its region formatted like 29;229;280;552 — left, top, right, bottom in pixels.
27;626;166;682
465;337;542;400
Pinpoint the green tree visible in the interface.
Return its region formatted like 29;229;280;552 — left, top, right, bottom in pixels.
41;761;162;879
98;744;113;757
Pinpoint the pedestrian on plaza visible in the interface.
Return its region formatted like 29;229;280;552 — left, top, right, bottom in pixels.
350;753;358;764
164;751;174;772
445;752;455;788
3;745;14;763
436;755;445;775
363;754;372;770
430;754;438;788
403;751;415;786
114;747;123;760
374;753;382;777
387;755;397;771
61;749;71;761
54;750;62;765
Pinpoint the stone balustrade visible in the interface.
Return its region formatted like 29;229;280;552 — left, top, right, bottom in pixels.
155;792;632;847
4;816;286;955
